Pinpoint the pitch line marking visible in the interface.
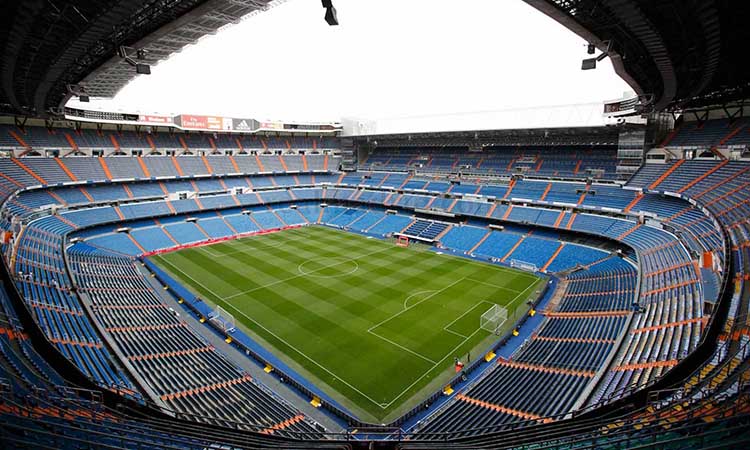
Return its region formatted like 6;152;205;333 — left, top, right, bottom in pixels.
154;254;391;409
436;248;540;281
224;245;393;300
298;258;360;278
507;279;540;309
465;278;522;293
157;230;542;410
382;327;484;408
366;330;437;364
199;229;311;258
368;277;468;333
403;290;436;310
195;228;309;258
442;300;496;339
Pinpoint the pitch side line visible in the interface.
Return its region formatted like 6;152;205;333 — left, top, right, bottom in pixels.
465;278;522;293
366;331;436;364
154;254;391;409
436;249;540;281
199;229;310;258
508;279;540;309
224;245;393;300
382;327;484;408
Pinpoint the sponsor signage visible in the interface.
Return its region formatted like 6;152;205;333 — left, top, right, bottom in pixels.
179;115;233;131
139;115;172;124
232;118;257;132
260;121;284;130
180;115;208;129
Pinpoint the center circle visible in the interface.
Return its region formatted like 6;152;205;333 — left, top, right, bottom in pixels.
298;257;359;278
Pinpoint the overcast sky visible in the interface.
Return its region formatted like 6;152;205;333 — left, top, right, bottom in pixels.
68;0;632;123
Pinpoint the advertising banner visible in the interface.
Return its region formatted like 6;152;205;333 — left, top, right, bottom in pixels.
259;121;284;130
139;115;173;125
180;115;209;129
232;118;257;132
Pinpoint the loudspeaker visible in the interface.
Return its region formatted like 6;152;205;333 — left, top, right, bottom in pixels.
581;58;597;70
136;63;151;75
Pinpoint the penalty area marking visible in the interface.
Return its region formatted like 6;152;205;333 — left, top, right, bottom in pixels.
403;290;437;310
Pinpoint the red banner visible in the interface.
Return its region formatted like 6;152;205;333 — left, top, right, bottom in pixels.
140;225;303;257
180;115;209;129
139;115;172;124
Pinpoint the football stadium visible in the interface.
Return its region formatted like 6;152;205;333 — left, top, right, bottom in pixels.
0;0;749;449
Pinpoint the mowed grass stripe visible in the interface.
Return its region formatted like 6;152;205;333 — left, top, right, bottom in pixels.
153;226;541;421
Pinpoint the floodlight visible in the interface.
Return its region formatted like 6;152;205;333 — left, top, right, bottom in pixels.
582;41;613;70
67;84;89;102
582;52;609;71
119;46;151;75
136;63;151;75
582;57;598;70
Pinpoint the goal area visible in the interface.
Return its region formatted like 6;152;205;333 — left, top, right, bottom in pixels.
208;305;236;333
480;304;508;335
396;235;410;248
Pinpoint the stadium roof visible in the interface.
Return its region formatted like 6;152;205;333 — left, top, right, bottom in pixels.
0;0;277;118
524;0;750;112
4;0;749;119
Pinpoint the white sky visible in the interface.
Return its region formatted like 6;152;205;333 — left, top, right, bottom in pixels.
68;0;632;123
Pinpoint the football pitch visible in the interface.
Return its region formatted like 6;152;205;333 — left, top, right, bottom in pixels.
151;225;543;422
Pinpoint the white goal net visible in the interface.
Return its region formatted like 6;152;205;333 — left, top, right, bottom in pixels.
510;259;538;273
208;305;236;333
480;304;508;334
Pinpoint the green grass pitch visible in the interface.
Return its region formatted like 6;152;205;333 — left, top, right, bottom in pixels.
151;225;543;422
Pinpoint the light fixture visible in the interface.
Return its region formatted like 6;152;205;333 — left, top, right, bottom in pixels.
67;84;89;102
119;46;151;74
581;41;613;71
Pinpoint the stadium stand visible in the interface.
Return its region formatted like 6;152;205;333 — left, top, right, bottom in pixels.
360;146;618;179
0;144;746;445
67;244;321;434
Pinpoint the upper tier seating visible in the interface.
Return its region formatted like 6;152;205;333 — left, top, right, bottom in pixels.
361;146;618;179
666;118;750;148
0;124;341;154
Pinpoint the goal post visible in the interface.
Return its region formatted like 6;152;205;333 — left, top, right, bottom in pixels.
510;259;538;273
208;305;236;333
396;235;409;248
480;304;508;335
